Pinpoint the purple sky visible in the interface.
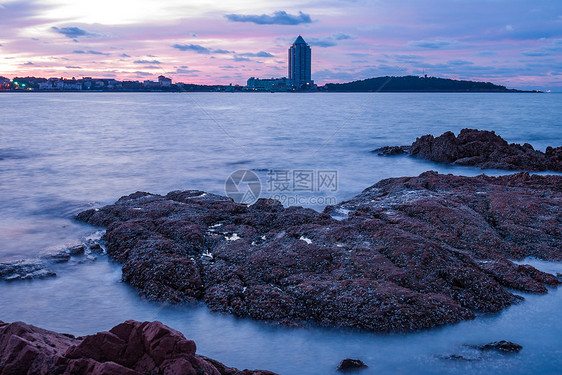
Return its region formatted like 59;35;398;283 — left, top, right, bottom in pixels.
1;0;561;89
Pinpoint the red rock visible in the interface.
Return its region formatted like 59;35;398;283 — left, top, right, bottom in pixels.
0;320;274;375
375;128;562;171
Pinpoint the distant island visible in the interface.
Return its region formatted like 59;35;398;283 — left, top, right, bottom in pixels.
324;75;536;93
0;74;538;93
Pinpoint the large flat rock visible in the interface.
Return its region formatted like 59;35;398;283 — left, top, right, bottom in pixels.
76;172;561;332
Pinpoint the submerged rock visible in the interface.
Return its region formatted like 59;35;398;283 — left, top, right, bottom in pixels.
477;340;523;353
374;128;562;171
0;320;275;375
75;172;561;332
337;359;368;371
440;354;479;362
0;260;56;281
0;241;104;282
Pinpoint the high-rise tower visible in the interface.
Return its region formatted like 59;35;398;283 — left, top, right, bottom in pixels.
288;35;312;89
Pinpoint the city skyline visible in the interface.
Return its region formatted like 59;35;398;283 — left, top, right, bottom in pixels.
0;0;561;90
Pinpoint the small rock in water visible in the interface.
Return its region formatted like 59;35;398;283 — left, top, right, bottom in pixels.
88;243;103;254
372;145;409;155
43;251;71;263
68;245;85;256
337;359;368;372
478;340;523;353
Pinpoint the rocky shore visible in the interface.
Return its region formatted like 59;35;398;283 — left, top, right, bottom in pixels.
374;129;562;171
75;172;561;332
0;239;103;281
0;319;275;375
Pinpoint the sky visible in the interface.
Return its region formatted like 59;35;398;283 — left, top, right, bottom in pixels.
0;0;561;90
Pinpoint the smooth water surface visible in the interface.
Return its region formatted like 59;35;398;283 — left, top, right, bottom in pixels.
1;92;561;374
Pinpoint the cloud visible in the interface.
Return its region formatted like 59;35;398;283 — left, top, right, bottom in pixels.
134;71;152;76
225;11;312;25
120;53;130;58
391;54;424;63
447;59;474;66
176;68;200;74
172;43;210;53
232;56;251;62
408;39;459;49
65;66;82;69
305;33;357;48
474;51;497;57
520;38;562;57
522;51;550;57
333;33;357;41
308;37;337;48
237;51;274;57
134;59;161;64
51;26;92;39
172;44;232;54
22;62;34;65
72;50;110;56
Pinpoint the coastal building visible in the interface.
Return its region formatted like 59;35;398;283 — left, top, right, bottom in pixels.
0;76;10;90
143;80;160;88
158;75;172;87
288;36;313;89
246;77;290;92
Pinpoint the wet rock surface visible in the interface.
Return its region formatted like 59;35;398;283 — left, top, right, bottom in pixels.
337;358;368;371
0;239;103;282
439;340;523;361
76;172;561;332
477;340;523;353
0;320;275;375
374;128;562;171
0;260;56;281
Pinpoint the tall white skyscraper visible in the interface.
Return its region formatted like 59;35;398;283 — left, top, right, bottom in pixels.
288;36;312;89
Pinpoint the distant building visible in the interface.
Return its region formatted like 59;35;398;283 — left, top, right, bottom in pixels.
246;77;291;91
143;80;159;88
158;75;172;87
0;76;11;90
288;35;313;89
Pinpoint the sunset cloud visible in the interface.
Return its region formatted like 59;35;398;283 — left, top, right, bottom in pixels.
171;44;232;54
0;0;560;90
51;26;92;39
225;11;312;25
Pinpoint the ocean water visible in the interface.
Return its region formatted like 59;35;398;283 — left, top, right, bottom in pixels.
0;92;561;374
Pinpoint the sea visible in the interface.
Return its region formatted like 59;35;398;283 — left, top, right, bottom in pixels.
0;92;561;374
